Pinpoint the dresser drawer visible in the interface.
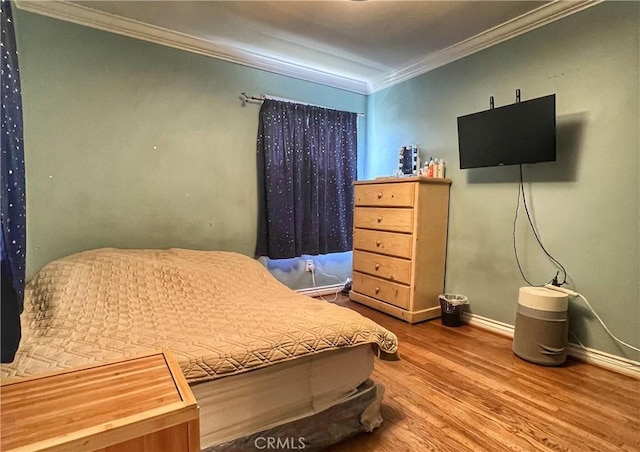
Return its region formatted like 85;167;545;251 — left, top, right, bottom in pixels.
355;182;414;207
354;207;413;233
353;228;413;259
353;250;412;285
352;272;410;310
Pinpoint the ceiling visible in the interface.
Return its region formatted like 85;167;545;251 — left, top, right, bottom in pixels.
17;0;598;94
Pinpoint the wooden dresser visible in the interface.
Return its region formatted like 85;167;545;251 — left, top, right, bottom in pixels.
349;176;451;323
0;350;200;452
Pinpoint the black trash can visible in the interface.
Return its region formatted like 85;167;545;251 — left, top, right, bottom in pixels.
439;294;468;327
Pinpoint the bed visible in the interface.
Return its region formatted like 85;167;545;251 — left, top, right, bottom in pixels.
0;248;398;450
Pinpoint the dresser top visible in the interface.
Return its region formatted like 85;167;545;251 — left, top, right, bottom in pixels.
354;176;452;186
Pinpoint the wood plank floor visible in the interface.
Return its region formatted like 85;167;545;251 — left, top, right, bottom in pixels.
324;295;639;452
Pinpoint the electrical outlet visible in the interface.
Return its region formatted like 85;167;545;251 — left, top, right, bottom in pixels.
305;260;315;272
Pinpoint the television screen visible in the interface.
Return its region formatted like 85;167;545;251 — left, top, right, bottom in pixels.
457;94;556;169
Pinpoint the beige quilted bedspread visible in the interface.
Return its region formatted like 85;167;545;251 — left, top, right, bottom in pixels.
1;248;398;384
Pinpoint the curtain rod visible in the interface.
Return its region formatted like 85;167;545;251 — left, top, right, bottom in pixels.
241;92;365;117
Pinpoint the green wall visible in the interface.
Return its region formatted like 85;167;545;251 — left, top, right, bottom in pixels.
14;9;365;288
366;1;639;360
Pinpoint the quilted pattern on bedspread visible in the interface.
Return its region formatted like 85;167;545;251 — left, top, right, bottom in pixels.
1;249;398;383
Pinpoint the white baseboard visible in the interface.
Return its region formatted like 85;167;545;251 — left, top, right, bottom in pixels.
296;283;344;298
566;343;640;379
462;312;515;338
462;313;640;379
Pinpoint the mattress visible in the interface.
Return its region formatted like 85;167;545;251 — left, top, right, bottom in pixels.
194;344;374;449
1;248;398;384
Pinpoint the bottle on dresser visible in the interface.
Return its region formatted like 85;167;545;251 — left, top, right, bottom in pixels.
421;156;445;179
437;159;445;178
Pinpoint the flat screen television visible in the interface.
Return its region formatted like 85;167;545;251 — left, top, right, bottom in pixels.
457;94;556;169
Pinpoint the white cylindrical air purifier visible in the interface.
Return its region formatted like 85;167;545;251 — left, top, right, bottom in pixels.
512;286;569;366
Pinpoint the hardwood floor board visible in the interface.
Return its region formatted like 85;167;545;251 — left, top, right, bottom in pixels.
391;383;550;452
425;375;584;451
493;390;619;452
368;364;514;451
553;403;638;449
377;352;571;451
359;395;448;452
439;422;506;452
477;366;637;451
434;401;539;452
510;371;635;425
324;295;639;452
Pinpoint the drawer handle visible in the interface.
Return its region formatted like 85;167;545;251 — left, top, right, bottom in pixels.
376;240;381;247
377;216;383;223
375;264;380;270
377;192;383;199
375;287;380;294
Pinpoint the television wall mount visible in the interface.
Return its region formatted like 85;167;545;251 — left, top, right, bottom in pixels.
489;89;522;109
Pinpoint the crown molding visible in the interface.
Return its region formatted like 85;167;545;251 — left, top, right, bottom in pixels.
369;0;602;93
16;0;600;95
15;0;371;94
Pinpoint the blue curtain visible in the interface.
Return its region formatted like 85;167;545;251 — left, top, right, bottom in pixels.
256;100;357;259
1;0;26;363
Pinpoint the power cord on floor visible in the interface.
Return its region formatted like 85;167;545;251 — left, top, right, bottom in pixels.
574;292;640;353
569;331;640;369
314;265;344;283
547;285;640;353
309;264;349;302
